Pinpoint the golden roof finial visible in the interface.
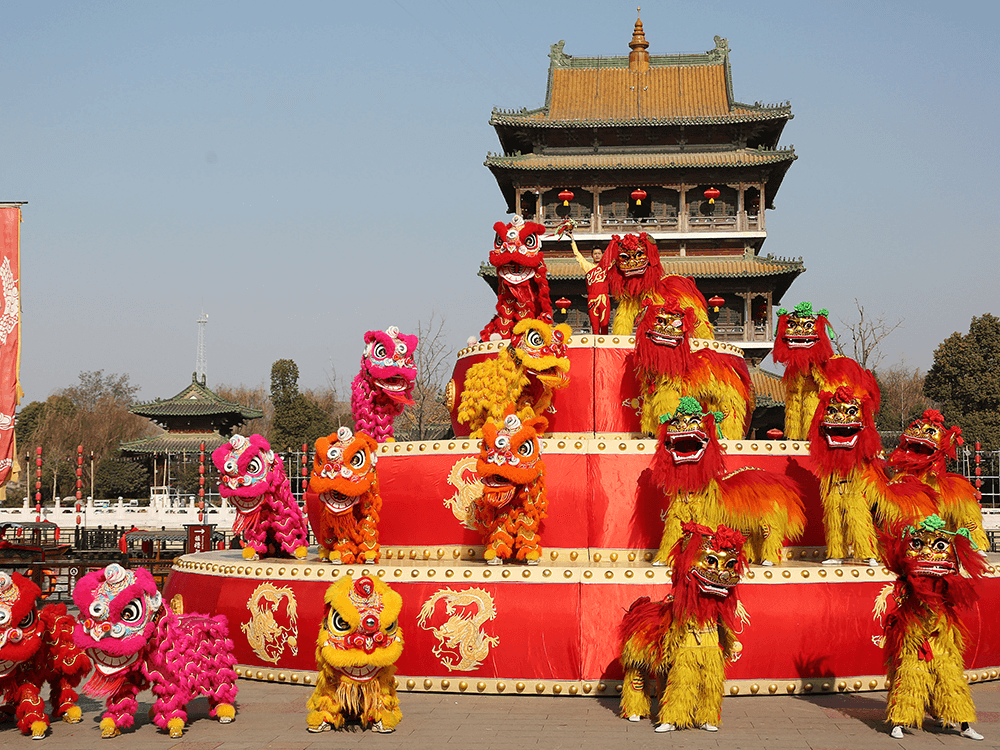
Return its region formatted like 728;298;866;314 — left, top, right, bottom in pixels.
629;9;650;72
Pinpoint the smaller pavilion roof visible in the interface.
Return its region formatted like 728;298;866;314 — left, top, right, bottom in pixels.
130;373;263;422
120;432;229;455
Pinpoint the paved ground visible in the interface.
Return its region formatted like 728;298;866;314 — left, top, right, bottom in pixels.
7;678;1000;749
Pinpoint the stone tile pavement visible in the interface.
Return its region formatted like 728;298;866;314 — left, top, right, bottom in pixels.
6;679;1000;749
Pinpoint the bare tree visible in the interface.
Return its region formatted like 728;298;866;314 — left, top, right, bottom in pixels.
833;299;903;370
215;383;272;438
875;362;936;449
395;313;456;441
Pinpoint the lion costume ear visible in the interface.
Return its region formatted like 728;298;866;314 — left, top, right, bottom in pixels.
522;414;549;436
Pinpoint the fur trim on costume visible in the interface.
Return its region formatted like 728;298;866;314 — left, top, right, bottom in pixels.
480;216;552;340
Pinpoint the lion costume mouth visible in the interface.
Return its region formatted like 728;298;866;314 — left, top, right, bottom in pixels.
646;330;682;347
665;430;709;464
913;560;956;577
822;422;862;449
333;663;381;682
899;434;937;456
783;335;818;349
692;570;735;598
88;649;140;676
320;491;360;514
498;263;536;285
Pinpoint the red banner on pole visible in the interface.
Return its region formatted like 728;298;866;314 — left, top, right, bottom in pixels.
0;206;22;486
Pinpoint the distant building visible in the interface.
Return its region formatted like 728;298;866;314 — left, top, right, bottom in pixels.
483;14;802;364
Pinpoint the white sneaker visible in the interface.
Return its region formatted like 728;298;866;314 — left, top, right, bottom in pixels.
701;724;718;732
821;558;843;565
486;557;503;566
761;560;775;567
890;726;904;739
526;558;539;566
652;559;667;567
960;725;984;741
371;720;394;734
627;715;641;723
654;723;675;733
866;558;879;567
307;722;331;733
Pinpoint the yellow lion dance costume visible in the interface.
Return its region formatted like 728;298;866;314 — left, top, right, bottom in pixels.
619;522;746;732
306;575;403;734
457;318;570;437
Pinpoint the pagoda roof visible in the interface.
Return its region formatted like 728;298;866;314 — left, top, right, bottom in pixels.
129;373;263;422
490;32;791;128
749;367;785;406
484;146;796;172
120;432;229;455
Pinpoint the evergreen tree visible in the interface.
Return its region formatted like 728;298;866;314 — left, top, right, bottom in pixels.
924;313;1000;451
269;359;334;450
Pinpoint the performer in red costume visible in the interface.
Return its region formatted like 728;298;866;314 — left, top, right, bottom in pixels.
480;215;552;341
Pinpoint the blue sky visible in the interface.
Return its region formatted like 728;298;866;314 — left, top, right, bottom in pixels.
2;0;997;403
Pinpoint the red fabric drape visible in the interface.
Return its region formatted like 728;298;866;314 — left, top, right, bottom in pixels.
0;206;21;485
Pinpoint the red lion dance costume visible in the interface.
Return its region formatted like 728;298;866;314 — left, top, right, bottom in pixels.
619;522;746;732
771;301;834;440
888;410;989;552
480;215;552;341
880;515;986;741
73;564;237;738
213;433;310;560
350;326;418;443
474;412;549;564
634;300;752;439
306;426;383;564
601;232;714;337
306;575;403;734
0;571;90;739
809;357;935;565
648;396;805;565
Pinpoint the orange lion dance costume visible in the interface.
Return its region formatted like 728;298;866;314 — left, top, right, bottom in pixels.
648;397;804;565
306;575;403;734
0;571;91;739
888;410;989;552
634;301;752;439
810;358;935;565
619;522;746;732
306;426;382;564
474;412;549;564
457;318;571;438
771;302;835;440
880;515;986;741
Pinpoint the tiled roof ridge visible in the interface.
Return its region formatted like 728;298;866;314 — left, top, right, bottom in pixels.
483;146;797;169
129;373;263;418
489;105;792;127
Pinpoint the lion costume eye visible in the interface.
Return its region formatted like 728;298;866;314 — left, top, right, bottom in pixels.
372;342;387;360
247;457;263;476
494;233;504;249
385;620;398;634
523;233;538;250
330;610;351;634
517;440;534;457
349;451;366;469
224;458;237;474
120;599;144;624
327;446;342;462
525;329;544;348
17;609;36;629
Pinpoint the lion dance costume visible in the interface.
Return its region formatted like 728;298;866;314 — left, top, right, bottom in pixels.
305;426;383;563
306;575;403;734
809;358;935;565
634;300;752;439
648;397;805;565
602;232;665;335
350;326;418;443
457;318;571;438
888;410;989;552
771;302;834;440
619;522;746;732
73;564;237;738
474;412;549;564
213;433;310;560
881;515;986;741
480;215;552;341
0;571;90;739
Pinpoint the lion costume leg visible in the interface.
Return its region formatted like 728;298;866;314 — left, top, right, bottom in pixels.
306;672;346;731
928;630;977;727
14;682;48;738
658;644;723;729
886;643;933;728
620;667;652;720
364;668;402;731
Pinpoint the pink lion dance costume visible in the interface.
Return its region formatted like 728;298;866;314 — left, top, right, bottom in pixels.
73;564;238;738
0;571;91;739
213;433;310;560
350;326;418;443
479;215;552;341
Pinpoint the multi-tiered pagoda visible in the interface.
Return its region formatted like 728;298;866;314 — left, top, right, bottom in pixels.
483;15;802;365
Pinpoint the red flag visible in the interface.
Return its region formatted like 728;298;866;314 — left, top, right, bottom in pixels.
0;206;21;486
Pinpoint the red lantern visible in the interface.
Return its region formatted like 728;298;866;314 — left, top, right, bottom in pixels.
767;428;784;440
704;187;720;204
555;297;571;314
708;295;725;312
558;189;574;207
631;188;647;206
